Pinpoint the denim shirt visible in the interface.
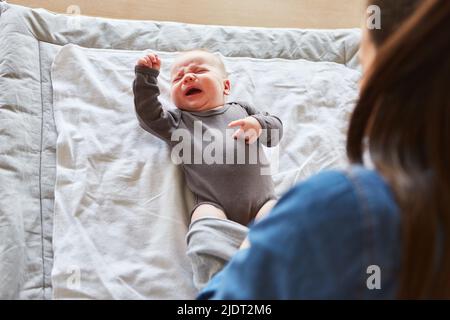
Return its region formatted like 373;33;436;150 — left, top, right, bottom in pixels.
199;166;401;299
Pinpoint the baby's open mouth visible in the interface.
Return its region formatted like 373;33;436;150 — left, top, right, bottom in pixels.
185;88;202;96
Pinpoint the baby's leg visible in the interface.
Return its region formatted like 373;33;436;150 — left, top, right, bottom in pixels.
254;199;277;222
191;204;227;223
186;218;248;291
240;199;277;250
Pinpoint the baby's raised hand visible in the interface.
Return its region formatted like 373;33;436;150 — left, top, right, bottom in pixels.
136;53;161;71
228;117;262;144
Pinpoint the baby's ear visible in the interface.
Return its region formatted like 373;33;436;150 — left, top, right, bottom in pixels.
223;79;231;95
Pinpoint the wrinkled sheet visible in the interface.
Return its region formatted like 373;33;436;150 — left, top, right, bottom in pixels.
0;1;361;299
51;44;359;299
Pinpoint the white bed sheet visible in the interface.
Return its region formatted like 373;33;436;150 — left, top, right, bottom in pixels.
51;44;360;299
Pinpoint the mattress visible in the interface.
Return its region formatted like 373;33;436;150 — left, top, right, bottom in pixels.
0;1;361;299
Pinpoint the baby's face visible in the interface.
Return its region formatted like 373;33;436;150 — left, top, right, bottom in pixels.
170;51;230;112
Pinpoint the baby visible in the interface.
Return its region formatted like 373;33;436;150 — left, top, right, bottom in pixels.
133;50;283;226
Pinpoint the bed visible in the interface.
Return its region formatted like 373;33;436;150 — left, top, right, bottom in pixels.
0;1;361;299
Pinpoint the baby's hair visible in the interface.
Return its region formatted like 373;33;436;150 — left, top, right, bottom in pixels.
175;48;229;77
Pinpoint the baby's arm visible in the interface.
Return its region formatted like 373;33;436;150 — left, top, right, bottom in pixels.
228;102;283;147
133;53;180;142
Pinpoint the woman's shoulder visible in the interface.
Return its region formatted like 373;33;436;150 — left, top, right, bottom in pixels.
257;165;401;255
277;165;399;223
248;166;401;298
287;165;391;197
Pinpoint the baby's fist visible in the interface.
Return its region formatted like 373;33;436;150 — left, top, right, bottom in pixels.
136;53;161;71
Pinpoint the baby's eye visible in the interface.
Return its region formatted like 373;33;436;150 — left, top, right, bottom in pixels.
196;69;208;74
173;77;181;83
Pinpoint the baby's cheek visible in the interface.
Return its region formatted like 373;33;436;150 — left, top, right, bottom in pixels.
171;89;184;106
170;87;178;99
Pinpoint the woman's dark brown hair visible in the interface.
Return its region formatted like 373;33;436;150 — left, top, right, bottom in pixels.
347;0;450;298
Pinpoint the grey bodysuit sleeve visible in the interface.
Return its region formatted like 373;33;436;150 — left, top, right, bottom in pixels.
133;65;181;142
238;102;284;147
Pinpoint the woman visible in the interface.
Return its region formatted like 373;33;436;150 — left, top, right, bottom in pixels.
189;0;450;299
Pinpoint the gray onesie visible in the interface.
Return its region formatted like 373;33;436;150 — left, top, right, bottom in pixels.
133;66;283;225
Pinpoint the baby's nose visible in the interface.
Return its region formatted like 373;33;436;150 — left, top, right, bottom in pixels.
183;73;195;84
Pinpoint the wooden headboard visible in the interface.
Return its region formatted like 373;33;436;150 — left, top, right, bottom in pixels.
8;0;367;29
